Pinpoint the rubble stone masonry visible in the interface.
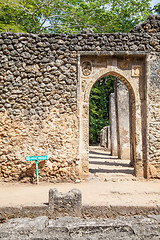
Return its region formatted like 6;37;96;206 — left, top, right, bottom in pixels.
0;15;160;181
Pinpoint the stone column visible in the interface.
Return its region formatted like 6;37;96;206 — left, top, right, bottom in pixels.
109;93;118;156
100;126;110;149
107;126;111;150
115;80;130;160
100;126;107;148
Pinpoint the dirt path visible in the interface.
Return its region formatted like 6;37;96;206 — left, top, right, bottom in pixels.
89;146;134;181
0;146;160;207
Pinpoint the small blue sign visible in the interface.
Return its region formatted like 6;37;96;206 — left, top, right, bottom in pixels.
26;155;47;161
25;155;47;183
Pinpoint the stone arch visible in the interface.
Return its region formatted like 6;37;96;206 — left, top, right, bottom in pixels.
77;55;145;179
84;71;135;105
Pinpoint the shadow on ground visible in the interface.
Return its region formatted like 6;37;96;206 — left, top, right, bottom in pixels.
89;160;130;168
89;147;134;176
89;168;134;174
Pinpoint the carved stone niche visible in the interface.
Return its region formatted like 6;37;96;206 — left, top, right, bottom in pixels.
82;61;92;76
132;65;142;77
118;57;131;70
92;56;107;68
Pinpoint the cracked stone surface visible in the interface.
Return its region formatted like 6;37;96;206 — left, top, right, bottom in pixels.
0;215;160;239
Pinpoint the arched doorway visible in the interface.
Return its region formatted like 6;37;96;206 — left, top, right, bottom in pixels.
89;75;134;179
77;54;146;179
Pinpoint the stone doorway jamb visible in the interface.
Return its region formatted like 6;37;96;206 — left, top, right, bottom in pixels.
77;52;148;179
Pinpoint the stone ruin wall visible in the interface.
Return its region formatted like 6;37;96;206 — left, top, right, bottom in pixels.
0;34;79;182
148;56;160;176
132;16;160;177
0;15;160;182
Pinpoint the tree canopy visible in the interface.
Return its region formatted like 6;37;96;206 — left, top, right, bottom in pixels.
0;0;65;33
58;0;152;33
0;0;153;34
154;3;160;14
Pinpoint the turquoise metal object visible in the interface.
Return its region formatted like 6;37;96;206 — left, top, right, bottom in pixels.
25;155;47;183
26;156;47;161
35;160;39;183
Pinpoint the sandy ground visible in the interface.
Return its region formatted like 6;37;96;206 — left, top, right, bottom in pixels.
1;146;160;207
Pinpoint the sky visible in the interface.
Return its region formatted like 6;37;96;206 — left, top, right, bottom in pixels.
151;0;159;7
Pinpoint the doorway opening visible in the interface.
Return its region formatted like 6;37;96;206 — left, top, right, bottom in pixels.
89;75;135;180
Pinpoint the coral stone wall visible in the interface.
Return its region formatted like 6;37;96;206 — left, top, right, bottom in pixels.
148;56;160;177
0;15;159;181
0;34;79;182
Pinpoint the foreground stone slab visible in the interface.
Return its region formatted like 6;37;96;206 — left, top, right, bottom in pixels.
0;215;160;239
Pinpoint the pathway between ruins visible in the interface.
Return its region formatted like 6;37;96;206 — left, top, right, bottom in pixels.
1;147;160;207
89;146;135;182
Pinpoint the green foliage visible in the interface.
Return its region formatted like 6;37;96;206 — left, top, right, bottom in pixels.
89;76;114;144
0;0;153;33
0;0;25;32
0;0;65;33
56;0;152;33
153;3;160;14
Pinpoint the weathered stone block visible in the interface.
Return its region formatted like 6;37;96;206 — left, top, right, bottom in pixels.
48;188;82;217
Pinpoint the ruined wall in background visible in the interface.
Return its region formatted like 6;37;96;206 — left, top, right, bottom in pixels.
0;15;159;181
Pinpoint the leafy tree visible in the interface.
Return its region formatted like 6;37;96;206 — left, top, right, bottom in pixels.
56;0;152;33
153;3;160;14
0;0;153;33
89;76;115;144
0;0;66;33
0;0;24;32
